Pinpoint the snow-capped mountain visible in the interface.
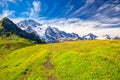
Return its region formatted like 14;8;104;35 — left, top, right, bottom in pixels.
96;34;113;40
82;33;98;40
17;20;81;43
45;27;81;42
17;19;119;42
17;19;42;33
103;35;111;39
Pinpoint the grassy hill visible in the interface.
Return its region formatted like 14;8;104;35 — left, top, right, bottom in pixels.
0;40;120;80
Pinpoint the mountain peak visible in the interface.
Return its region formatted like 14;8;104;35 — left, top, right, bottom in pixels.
22;19;37;23
1;17;14;26
28;19;39;23
19;19;41;25
17;19;42;29
0;17;14;29
82;33;97;40
1;17;11;22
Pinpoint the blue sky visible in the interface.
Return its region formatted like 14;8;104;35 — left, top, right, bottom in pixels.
0;0;89;18
0;0;120;36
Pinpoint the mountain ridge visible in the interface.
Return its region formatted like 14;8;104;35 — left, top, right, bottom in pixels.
0;17;44;43
0;17;119;43
18;19;105;42
17;19;82;43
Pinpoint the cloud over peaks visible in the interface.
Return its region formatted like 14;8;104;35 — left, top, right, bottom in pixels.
38;18;120;37
0;10;15;18
30;1;41;18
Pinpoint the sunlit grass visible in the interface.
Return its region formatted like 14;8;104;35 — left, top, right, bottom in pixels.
0;40;120;80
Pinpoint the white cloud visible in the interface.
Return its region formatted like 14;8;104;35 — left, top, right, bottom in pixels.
70;0;93;17
11;17;26;23
30;1;41;18
0;0;16;8
64;6;74;16
97;4;110;11
0;1;4;7
87;0;94;3
0;10;15;18
21;12;29;16
37;18;120;37
114;5;120;11
7;0;16;3
89;13;120;24
0;0;7;8
33;1;41;12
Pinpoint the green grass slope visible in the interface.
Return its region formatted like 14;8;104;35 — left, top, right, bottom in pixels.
0;37;34;64
0;40;120;80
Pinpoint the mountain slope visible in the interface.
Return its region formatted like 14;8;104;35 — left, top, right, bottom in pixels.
0;17;43;43
0;40;120;80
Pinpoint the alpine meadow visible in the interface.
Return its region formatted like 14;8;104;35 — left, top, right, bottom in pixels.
0;38;120;80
